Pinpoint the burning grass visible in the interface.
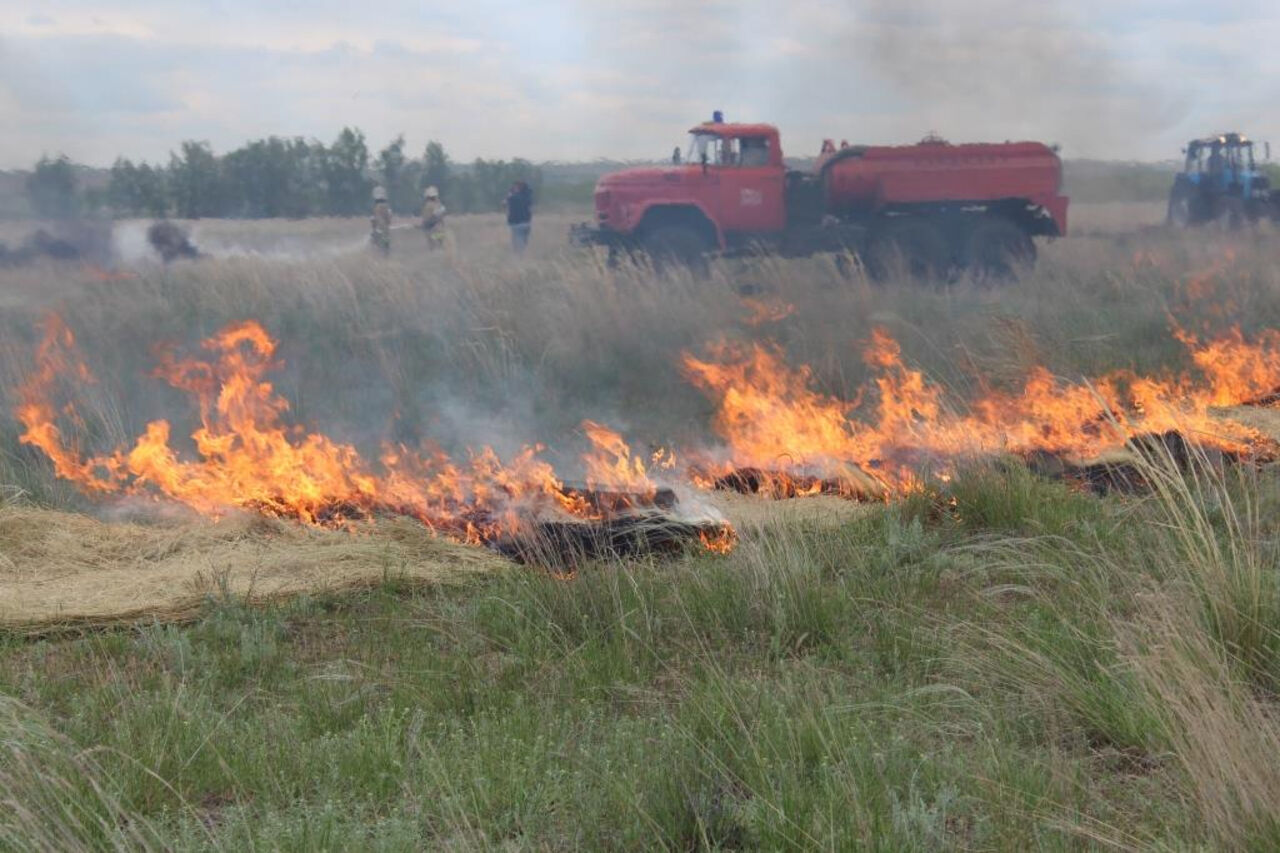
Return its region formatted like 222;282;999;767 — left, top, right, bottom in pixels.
12;314;733;569
682;325;1280;500
6;209;1280;846
8;217;1280;583
15;306;1280;583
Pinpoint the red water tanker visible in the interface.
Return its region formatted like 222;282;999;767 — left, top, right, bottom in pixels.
572;119;1068;280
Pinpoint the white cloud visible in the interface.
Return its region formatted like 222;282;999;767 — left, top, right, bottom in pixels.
1;0;1278;167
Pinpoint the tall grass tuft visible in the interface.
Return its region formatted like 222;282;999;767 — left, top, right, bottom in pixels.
1125;596;1280;849
0;695;173;852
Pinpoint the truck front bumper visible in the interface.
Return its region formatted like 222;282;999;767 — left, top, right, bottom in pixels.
569;223;631;250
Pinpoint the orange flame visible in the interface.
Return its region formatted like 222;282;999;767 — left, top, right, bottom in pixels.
682;324;1280;495
83;264;138;282
740;295;797;327
15;315;125;491
581;419;654;494
17;318;733;554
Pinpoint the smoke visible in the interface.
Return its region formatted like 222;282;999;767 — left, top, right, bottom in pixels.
111;220;202;265
0;221;116;268
111;221;154;265
146;221;200;262
185;225;368;262
0;231;80;267
840;0;1189;156
110;221;368;265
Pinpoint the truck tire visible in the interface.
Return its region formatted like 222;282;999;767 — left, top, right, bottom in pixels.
964;218;1035;284
641;226;710;276
866;219;950;284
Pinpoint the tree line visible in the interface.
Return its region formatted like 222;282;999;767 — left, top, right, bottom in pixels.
24;128;545;219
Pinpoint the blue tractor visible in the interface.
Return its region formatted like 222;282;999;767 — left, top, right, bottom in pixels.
1167;133;1280;228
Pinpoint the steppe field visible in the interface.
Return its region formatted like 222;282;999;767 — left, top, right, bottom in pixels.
7;202;1280;850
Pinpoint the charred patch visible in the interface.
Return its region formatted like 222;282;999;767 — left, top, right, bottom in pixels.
492;513;736;568
699;464;889;501
242;484;728;568
711;467;850;498
1025;431;1267;496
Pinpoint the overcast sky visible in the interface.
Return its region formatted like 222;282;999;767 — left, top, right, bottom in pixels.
3;0;1279;168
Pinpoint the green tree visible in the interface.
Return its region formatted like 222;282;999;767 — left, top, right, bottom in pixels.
375;135;421;214
26;154;80;219
81;187;107;214
222;137;322;218
322;127;372;216
449;171;477;213
134;163;169;218
463;157;542;213
422;141;452;200
168;141;223;218
108;158;168;217
107;158;140;213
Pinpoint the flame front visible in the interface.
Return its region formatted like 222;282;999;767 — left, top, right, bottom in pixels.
16;313;1280;556
16;317;729;551
682;325;1280;495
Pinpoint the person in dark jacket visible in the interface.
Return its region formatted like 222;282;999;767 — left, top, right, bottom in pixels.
504;181;533;253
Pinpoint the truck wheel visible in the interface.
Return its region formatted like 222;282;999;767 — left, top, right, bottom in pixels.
964;219;1035;284
641;226;710;276
866;220;950;284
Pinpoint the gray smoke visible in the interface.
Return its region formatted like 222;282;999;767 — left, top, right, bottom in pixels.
185;226;368;262
147;221;201;262
839;0;1189;156
0;221;115;268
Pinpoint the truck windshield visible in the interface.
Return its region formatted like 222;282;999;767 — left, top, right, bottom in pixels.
687;133;735;166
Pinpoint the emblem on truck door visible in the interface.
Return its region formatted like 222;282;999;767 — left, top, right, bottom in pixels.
739;188;763;207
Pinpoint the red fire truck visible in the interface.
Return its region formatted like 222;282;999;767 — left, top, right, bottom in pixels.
571;118;1068;280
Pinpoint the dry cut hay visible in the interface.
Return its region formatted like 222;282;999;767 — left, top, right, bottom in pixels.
707;491;871;532
0;505;511;631
0;492;873;630
1216;405;1280;443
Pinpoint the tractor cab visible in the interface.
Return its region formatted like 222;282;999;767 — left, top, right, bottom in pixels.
1181;133;1264;194
1169;132;1277;227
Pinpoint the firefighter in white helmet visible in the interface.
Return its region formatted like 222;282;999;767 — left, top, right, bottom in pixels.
420;186;447;250
370;185;391;255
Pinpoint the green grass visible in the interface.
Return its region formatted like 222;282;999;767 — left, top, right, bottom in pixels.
4;458;1274;850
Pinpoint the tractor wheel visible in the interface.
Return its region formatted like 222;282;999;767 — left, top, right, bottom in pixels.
1168;183;1212;228
964;218;1036;285
641;226;711;276
866;219;951;284
1215;196;1247;231
1167;186;1195;227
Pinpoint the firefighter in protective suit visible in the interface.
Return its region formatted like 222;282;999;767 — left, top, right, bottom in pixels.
420;186;446;250
370;186;391;255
